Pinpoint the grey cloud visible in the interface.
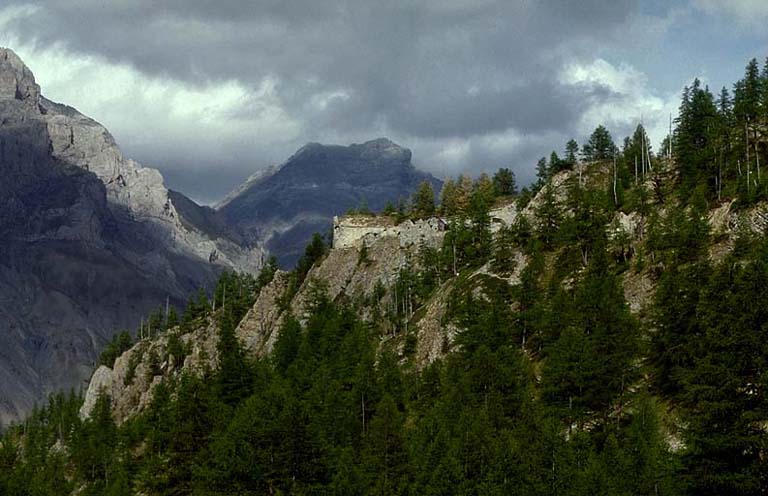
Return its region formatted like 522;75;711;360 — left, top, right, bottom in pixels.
4;0;678;201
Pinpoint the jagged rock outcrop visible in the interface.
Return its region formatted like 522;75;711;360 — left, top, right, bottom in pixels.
0;48;39;104
218;138;442;267
235;235;434;359
235;271;291;356
80;316;223;423
0;47;262;424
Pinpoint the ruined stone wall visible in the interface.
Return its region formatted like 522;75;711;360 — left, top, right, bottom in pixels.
333;204;519;250
488;203;518;233
333;215;446;249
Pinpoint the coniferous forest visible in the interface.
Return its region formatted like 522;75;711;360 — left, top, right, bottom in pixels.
3;58;768;496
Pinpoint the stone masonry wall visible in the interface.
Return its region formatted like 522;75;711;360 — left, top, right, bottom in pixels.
333;215;446;249
333;202;518;249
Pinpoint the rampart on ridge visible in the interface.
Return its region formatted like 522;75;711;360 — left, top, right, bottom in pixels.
332;202;518;249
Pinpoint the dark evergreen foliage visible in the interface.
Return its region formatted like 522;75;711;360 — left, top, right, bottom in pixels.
492;167;517;197
582;125;616;161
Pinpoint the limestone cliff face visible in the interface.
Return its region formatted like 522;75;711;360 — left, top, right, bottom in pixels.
0;47;262;424
80;317;221;423
0;48;39;104
232;223;447;362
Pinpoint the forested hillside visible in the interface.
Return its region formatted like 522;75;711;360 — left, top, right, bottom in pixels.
3;57;768;496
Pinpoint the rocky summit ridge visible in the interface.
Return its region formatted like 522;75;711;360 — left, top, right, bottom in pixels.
0;48;40;104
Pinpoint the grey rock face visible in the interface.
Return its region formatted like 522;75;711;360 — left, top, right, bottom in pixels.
218;138;442;268
0;47;262;424
0;48;39;105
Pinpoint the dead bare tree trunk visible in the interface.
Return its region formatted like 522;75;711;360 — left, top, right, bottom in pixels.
746;122;751;194
635;156;638;184
452;240;457;276
669;113;673;160
755;143;760;182
613;155;618;205
646;140;653;173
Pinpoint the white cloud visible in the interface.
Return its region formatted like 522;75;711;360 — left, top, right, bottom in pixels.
310;90;351;111
559;58;679;150
0;5;302;193
694;0;768;27
0;3;38;26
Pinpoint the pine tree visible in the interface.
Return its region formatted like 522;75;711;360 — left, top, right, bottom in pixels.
492;167;517;197
534;184;561;248
72;390;117;484
734;58;760;123
468;188;493;262
273;315;302;375
535;156;549;188
412;180;436;218
677;256;768;494
99;331;133;368
760;57;768;120
257;255;279;288
543;242;638;424
492;225;517;275
362;394;409;494
216;309;252;407
565;139;579;166
196;287;211;316
440;178;460;216
632;124;651;163
549;150;564;173
295;233;327;285
582;125;616;161
675;79;718;195
473;172;495;206
456;174;474;213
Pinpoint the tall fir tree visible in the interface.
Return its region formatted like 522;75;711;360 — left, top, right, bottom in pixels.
492;167;517;197
412;180;436;218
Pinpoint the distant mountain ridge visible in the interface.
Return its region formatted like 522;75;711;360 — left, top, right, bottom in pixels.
218;138;443;267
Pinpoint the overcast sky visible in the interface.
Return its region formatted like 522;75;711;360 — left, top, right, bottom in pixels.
1;1;767;204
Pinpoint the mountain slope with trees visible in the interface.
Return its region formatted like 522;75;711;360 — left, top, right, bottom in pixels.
3;56;768;495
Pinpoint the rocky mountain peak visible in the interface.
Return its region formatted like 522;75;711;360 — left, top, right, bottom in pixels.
219;138;441;267
290;137;411;166
0;47;40;105
356;137;411;162
0;47;264;424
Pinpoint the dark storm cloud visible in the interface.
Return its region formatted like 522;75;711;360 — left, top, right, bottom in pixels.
8;1;639;131
3;0;670;201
